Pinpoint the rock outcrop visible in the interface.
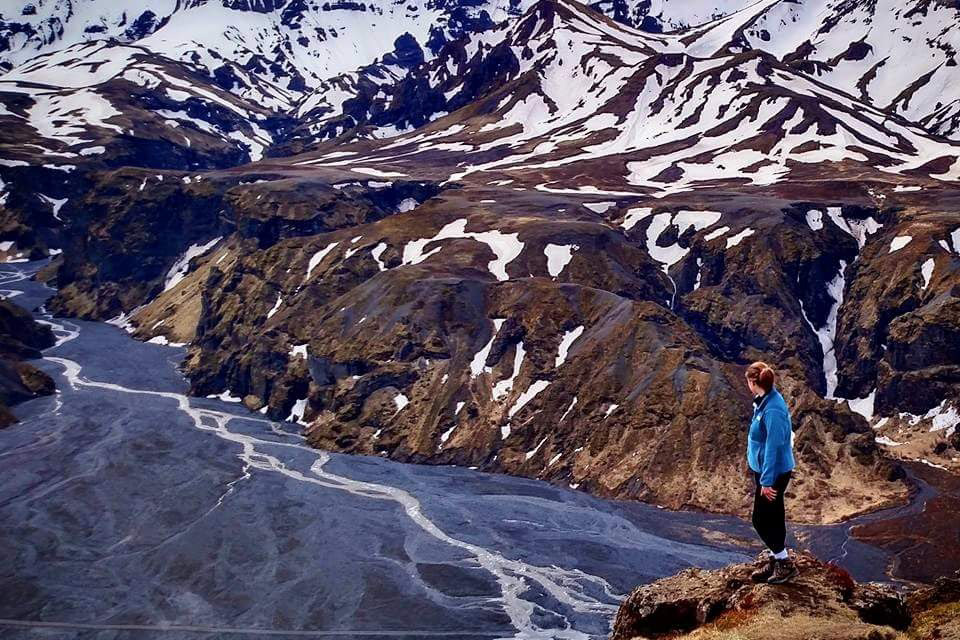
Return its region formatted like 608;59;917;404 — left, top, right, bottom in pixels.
610;551;960;640
0;298;55;426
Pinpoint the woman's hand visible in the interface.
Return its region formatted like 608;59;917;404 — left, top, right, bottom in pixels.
761;486;778;501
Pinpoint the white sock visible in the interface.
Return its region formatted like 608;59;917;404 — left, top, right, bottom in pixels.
773;549;788;560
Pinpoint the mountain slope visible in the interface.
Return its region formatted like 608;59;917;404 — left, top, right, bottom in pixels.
0;40;279;162
268;0;960;150
709;0;960;140
0;298;55;426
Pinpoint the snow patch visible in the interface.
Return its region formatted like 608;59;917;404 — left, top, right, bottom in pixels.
509;380;551;419
924;400;960;433
826;208;882;249
889;236;912;253
352;167;406;178
704;226;730;241
921;258;935;290
544;243;578;277
621;207;653;231
804;260;848;398
289;344;308;359
470;318;505;378
847;390;875;421
207;390;242;404
583;201;615;213
266;293;282;319
439;424;457;446
306;241;339;280
555;325;584;367
286;398;308;425
492;342;525;401
402;218;523;281
37;194;68;221
397;198;418;212
164;237;222;291
726;228;755;248
525;436;549;461
371;242;388;271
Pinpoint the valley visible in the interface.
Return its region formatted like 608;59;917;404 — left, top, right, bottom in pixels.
2;0;959;636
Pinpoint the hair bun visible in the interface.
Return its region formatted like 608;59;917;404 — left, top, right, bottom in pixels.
747;361;776;392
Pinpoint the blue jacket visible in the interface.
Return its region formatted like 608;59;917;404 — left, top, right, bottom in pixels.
747;387;796;487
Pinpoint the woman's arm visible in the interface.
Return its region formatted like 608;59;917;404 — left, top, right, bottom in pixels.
759;407;790;487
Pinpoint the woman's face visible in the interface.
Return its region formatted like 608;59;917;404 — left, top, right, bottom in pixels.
746;375;761;396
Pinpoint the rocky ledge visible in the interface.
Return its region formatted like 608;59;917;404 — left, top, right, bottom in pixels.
611;551;960;640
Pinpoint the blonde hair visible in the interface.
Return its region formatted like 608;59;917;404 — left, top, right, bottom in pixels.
746;361;775;393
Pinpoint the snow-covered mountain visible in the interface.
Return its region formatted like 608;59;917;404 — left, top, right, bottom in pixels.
0;0;760;80
224;0;960;155
0;0;528;102
717;0;960;140
3;0;959;165
0;40;278;162
290;0;960;194
5;0;959;136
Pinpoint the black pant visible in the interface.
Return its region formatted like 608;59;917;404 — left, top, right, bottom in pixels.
751;470;791;554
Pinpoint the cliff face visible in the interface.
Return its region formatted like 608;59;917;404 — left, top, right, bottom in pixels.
0;298;55;426
610;551;960;640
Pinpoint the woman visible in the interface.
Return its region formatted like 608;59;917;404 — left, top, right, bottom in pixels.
745;361;798;584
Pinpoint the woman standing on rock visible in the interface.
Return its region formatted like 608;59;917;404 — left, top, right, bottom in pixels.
745;361;798;584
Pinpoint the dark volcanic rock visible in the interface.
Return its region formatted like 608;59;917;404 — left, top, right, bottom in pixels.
852;462;960;584
227;177;442;248
0;298;54;359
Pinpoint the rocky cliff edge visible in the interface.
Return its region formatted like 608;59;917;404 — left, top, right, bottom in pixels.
611;551;960;640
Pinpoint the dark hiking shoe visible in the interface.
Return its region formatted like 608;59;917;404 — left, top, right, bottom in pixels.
767;557;799;584
750;554;776;583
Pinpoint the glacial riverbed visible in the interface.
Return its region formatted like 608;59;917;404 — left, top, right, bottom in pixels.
0;261;930;639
